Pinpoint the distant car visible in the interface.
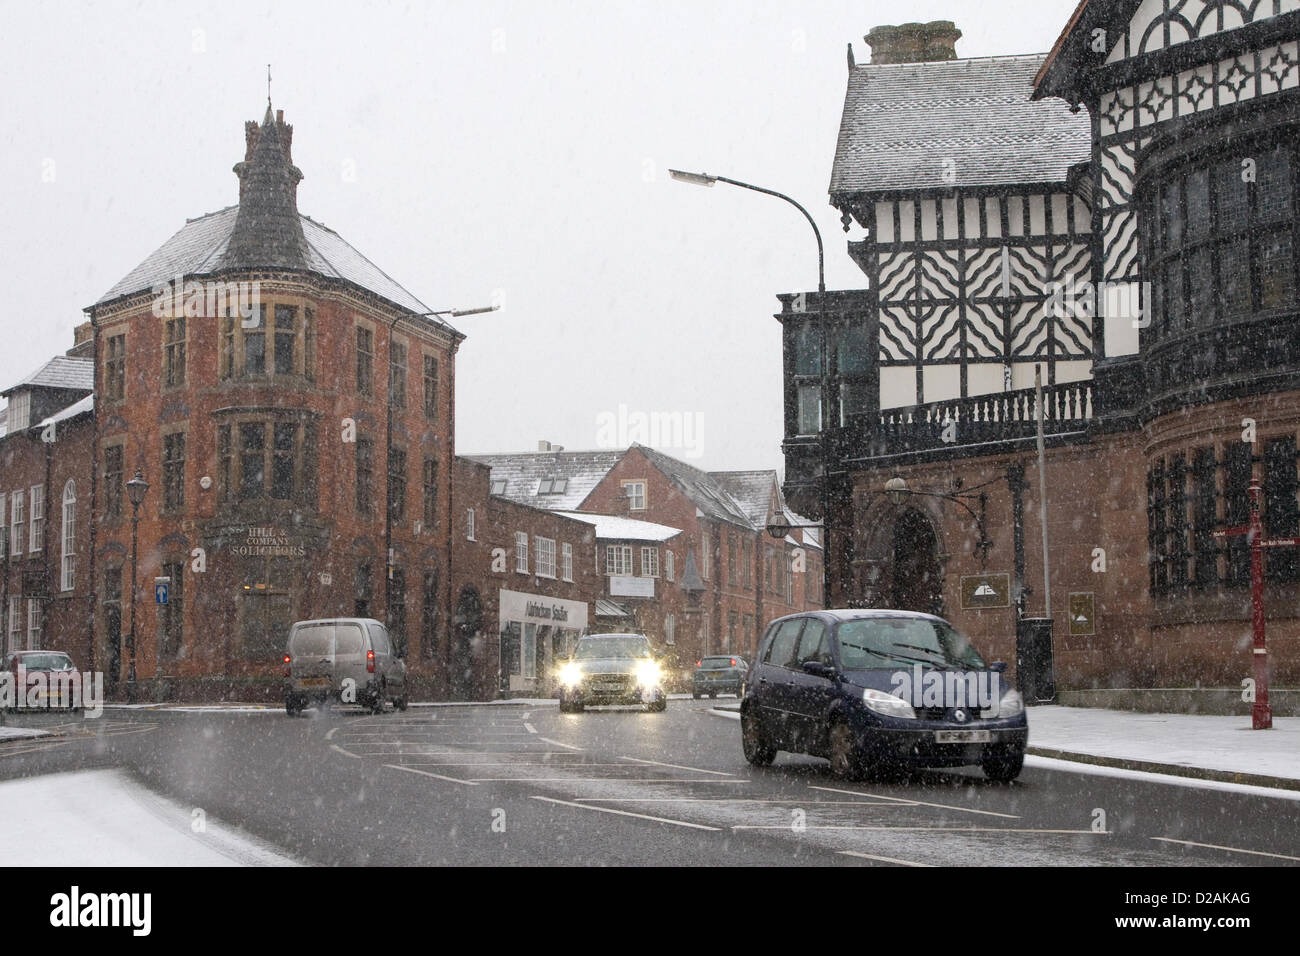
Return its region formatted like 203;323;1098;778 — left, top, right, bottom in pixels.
692;655;747;698
740;609;1027;782
3;650;81;712
283;618;408;716
556;633;667;713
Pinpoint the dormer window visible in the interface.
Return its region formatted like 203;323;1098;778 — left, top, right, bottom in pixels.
491;479;507;495
6;391;29;431
535;478;567;495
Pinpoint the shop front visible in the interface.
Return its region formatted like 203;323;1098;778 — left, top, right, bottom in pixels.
498;588;588;696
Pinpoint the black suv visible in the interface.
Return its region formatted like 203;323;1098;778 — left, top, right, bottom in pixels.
740;610;1028;781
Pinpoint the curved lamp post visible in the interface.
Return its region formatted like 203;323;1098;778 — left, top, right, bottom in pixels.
125;470;149;702
671;168;833;605
885;475;992;563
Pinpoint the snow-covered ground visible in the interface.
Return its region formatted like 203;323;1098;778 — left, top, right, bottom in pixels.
0;770;300;866
1027;705;1299;781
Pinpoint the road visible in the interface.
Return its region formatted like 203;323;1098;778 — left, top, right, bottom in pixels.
1;699;1297;866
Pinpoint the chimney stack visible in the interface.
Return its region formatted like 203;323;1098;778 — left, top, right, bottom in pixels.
865;21;962;64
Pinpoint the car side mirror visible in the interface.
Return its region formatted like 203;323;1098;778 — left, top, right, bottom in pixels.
802;661;836;679
990;661;1007;673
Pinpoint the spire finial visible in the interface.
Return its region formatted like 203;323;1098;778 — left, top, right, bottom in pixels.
267;64;272;109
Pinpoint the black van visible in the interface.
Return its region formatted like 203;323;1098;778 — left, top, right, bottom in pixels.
740;609;1028;781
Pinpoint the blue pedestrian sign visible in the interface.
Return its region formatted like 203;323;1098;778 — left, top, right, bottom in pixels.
155;578;170;605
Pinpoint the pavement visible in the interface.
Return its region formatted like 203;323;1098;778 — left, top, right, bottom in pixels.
16;698;1295;794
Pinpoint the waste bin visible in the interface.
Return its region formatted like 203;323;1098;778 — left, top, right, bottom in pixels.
1016;617;1057;703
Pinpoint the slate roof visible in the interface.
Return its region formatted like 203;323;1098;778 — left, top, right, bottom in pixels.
95;206;436;318
829;54;1092;195
710;470;782;527
466;450;626;511
1;356;95;397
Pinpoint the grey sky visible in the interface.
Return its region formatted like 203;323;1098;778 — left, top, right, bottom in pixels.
1;0;1078;473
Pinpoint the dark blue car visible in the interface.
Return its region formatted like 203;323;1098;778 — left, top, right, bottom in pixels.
740;609;1028;781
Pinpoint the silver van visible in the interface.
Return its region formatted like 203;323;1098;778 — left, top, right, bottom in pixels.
283;618;408;716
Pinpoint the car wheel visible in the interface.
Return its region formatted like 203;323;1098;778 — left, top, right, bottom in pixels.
708;691;716;699
982;748;1024;783
648;696;667;713
692;692;701;699
572;701;585;713
395;695;408;712
741;709;776;766
285;696;302;717
829;720;864;780
370;682;386;715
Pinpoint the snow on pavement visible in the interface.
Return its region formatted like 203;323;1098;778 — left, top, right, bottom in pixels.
0;770;299;866
1028;705;1300;781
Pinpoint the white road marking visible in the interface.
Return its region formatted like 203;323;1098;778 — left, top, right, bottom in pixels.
1025;755;1300;802
538;737;583;751
574;797;899;804
709;709;741;721
524;722;537;734
1150;837;1300;862
531;795;720;831
732;825;1104;833
383;764;478;786
330;744;360;759
618;756;732;776
808;785;1020;819
839;851;935;867
325;727;339;740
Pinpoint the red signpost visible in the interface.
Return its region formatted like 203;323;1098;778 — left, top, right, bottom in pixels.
1212;479;1299;730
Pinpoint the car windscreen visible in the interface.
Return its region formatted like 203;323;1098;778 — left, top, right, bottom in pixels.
575;637;651;660
700;657;735;668
836;618;986;670
16;653;74;671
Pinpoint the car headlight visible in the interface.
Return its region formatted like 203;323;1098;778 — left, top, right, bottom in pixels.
983;689;1024;718
862;688;916;719
635;661;662;688
558;662;583;688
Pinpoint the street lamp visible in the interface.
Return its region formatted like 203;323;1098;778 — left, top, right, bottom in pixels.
884;475;992;563
671;168;833;604
125;470;149;702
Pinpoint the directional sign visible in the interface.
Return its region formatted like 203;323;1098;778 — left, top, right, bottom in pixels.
155;577;171;606
960;572;1010;609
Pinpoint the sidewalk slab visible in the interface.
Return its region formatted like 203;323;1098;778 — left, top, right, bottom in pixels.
0;726;53;741
1026;705;1300;790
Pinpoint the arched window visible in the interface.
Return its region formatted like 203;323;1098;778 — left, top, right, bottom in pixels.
60;480;76;592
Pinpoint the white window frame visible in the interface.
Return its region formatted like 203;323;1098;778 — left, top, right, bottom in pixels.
522;623;537;680
640;546;660;578
466;508;476;541
26;599;40;650
561;542;573;582
621;480;647;511
665;549;674;582
700;531;710;580
605;544;632;576
535;536;556;579
28;484;43;553
10;490;24;557
7;391;29;432
61;480;76;592
664;613;675;645
0;493;6;556
515;531;529;573
6;596;19;654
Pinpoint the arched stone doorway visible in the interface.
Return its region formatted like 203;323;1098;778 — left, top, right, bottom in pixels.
451;586;482;700
890;507;943;614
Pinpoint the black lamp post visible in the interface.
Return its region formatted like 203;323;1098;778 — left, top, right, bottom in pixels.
884;476;992;563
125;470;149;702
671;169;833;605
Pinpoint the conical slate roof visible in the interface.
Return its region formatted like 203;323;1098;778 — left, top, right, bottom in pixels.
218;106;310;270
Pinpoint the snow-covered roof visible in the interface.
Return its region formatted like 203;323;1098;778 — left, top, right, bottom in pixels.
554;511;682;543
467;449;626;510
37;394;94;430
94;205;439;319
2;355;94;397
